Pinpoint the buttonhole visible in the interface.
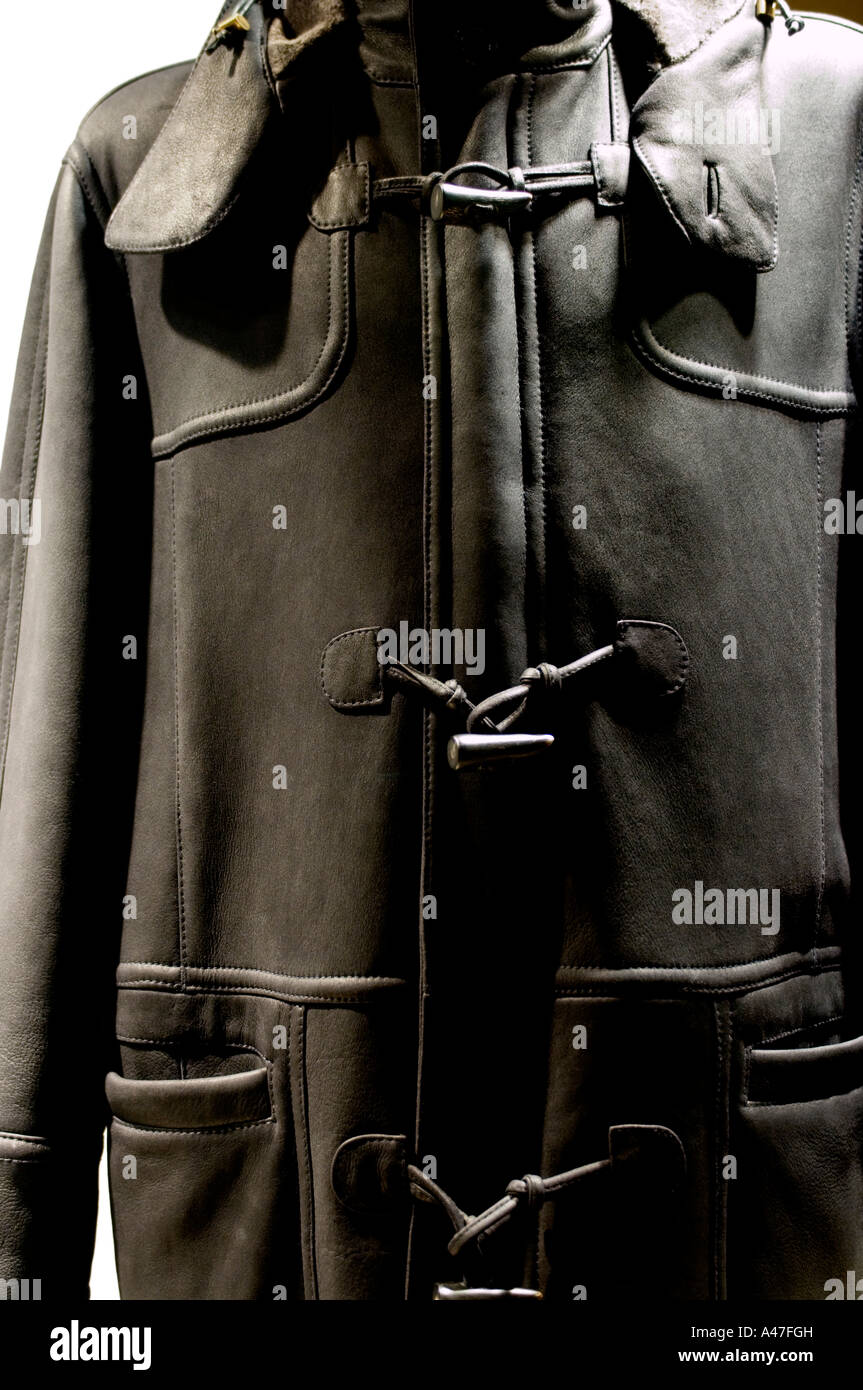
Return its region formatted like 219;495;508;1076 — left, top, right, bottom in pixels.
703;161;721;221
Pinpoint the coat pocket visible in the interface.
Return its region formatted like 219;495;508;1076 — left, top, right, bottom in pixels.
728;1031;863;1298
106;1057;296;1300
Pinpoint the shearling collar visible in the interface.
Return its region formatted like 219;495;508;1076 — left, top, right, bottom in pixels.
104;0;781;270
613;0;749;66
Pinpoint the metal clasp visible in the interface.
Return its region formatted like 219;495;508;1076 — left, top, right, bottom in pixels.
755;0;804;34
207;0;255;52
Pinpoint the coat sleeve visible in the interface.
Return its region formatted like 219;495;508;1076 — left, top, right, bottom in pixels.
0;152;151;1298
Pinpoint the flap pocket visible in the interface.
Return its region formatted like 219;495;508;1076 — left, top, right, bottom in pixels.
106;1066;272;1131
745;1033;863;1107
628;219;855;415
124;166;355;460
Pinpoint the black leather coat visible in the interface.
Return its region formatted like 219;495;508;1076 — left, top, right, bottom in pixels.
1;0;862;1301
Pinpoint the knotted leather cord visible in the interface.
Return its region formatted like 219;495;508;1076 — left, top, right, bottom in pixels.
465;645;614;733
384;661;499;733
407;1157;612;1260
373;159;599;221
383;644;614;736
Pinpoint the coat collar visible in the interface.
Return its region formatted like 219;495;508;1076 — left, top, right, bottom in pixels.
105;0;779;270
628;6;778;270
105;0;274;254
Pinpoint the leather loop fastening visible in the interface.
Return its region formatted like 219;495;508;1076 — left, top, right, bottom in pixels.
406;1123;686;1274
373;150;630;225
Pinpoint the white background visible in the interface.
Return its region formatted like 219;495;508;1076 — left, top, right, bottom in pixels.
0;0;220;1302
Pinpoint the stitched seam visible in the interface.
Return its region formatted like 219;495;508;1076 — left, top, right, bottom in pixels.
748;1034;863;1063
62;150;109;231
163;228;335;420
631;135;692;243
713;1000;721;1299
296;1009;318;1298
608;44;622;142
288;1012;312;1294
756;1012;846;1049
170;463;187;984
526;77;549;644
362;70;416;87
260;7;279;102
814;422;826;949
521;33;612;72
527;77;548;586
117;1036;269;1062
114;194;241;254
712;1001;730;1300
0;292;50;801
62;154;138;356
592;147;625;208
514;77;531;647
555;954;840;974
745;1081;863;1109
150;232;349;457
110;1115;274;1135
616;621;689;696
555;965;842;995
842;112;863;386
631;322;854;411
408;213;438;1298
118;963;404;981
0;1133;50;1146
118;982;396;1004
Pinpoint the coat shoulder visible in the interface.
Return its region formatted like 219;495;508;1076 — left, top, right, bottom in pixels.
764;12;863;94
67;62;195;221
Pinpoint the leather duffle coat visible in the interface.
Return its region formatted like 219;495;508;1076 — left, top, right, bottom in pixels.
1;0;863;1301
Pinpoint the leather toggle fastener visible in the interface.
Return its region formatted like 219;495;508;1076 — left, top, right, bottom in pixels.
429;163;533;222
321;620;688;769
426;159;597;224
447;731;555;771
448;619;689;770
433;1283;543;1300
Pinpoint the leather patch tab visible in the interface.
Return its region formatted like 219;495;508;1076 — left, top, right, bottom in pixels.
608;1123;687;1192
589;142;630;208
321;627;387;712
331;1134;408;1213
613;619;689;698
309;163;371;231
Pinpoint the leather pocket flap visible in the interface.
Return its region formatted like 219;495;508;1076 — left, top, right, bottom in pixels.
745;1033;863;1106
106;1066;272;1130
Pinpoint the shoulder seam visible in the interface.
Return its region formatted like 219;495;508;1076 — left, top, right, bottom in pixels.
796;12;863;38
62;142;112;230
